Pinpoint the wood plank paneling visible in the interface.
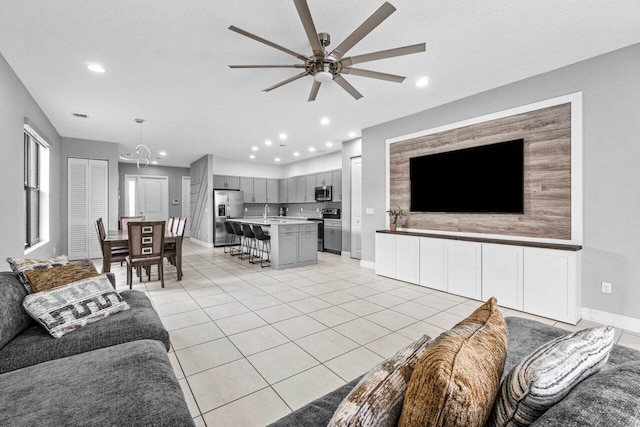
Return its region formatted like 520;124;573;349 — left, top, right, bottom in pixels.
389;103;572;240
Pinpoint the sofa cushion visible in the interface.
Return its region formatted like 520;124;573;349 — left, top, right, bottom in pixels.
0;290;169;373
22;275;130;338
6;255;68;293
532;361;640;426
328;334;433;427
25;259;99;292
0;339;194;427
398;297;508;427
0;272;34;351
488;326;614;427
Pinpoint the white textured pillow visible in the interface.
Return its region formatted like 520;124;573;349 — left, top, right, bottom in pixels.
328;334;432;427
23;275;130;338
487;326;615;427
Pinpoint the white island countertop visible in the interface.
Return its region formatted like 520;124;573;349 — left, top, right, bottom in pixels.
228;217;316;226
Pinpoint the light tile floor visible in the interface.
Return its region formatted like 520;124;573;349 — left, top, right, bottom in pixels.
103;239;639;426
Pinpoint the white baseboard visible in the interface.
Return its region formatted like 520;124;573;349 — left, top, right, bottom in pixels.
582;307;640;334
341;251;351;258
189;237;214;248
360;260;375;270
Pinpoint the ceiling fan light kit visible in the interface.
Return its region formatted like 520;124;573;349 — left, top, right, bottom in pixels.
229;1;426;101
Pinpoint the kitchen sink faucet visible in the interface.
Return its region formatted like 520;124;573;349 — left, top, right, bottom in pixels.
264;204;269;221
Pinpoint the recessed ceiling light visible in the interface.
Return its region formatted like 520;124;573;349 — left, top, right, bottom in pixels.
348;131;357;138
309;147;316;152
279;133;287;140
293;152;300;157
415;76;430;88
87;63;105;73
159;151;167;156
251;146;259;151
320;117;330;125
151;161;158;165
326;142;333;147
249;155;255;159
265;140;273;146
274;157;281;162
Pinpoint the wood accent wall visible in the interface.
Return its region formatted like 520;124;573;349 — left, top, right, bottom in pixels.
390;103;572;240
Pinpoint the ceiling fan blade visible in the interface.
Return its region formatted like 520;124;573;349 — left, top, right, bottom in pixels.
341;43;426;66
333;75;363;100
293;0;324;57
229;64;306;69
229;26;309;61
330;2;396;60
263;72;309;92
308;80;321;102
341;67;405;83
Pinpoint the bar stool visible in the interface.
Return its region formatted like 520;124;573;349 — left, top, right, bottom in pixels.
252;225;271;268
231;222;244;258
224;221;239;254
241;224;257;263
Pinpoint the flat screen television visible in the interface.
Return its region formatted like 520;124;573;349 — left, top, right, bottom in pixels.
409;139;524;214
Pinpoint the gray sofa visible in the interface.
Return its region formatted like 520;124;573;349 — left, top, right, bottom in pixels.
270;317;640;427
0;271;194;426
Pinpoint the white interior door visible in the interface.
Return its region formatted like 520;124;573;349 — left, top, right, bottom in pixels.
125;175;168;222
182;176;191;237
351;156;362;259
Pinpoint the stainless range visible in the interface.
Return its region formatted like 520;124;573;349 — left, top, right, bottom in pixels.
322;208;341;254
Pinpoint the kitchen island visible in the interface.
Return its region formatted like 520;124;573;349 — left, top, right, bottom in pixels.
228;218;317;270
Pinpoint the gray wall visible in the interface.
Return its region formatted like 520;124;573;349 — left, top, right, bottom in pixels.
118;163;190;220
190;155;213;244
0;52;62;262
341;138;362;254
361;43;640;319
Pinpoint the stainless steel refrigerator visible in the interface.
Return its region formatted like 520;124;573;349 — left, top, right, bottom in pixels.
213;190;244;247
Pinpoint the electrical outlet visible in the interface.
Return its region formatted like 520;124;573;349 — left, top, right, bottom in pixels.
317;208;320;212
245;207;248;212
601;282;612;294
300;207;303;212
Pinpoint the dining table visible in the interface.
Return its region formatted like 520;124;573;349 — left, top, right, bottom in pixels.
102;230;183;280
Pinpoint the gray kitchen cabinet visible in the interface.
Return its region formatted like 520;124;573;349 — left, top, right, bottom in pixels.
213;175;240;190
287;178;297;202
253;178;267;203
295;176;306;202
305;175;316;202
278;231;299;265
240;176;254;202
265;179;279;204
298;230;317;262
279;179;288;203
316;172;331;187
331;169;342;201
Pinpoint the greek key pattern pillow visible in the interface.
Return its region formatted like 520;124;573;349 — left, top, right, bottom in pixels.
6;255;69;293
22;275;130;338
329;334;433;427
487;325;615;427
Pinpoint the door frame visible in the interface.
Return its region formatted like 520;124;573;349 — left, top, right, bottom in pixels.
124;174;169;221
181;176;191;237
350;156;362;259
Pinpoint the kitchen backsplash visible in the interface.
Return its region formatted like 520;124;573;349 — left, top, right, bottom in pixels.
243;201;342;218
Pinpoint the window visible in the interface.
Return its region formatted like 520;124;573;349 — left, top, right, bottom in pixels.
24;126;49;249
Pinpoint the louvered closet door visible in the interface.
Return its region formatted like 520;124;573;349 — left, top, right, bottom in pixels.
67;158;108;260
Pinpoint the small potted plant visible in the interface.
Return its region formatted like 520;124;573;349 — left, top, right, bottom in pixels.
386;206;405;231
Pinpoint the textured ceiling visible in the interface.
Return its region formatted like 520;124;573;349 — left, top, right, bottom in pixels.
1;0;639;167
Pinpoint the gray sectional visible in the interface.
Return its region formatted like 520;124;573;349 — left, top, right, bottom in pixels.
270;317;640;427
0;271;194;427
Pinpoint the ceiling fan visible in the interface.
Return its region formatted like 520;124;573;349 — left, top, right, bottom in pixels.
228;1;426;101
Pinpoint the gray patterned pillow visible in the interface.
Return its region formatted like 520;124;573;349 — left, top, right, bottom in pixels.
6;255;69;293
328;334;432;427
22;275;130;338
487;326;615;427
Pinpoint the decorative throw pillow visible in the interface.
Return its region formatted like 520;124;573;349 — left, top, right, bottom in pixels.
22;274;130;338
25;259;99;293
328;334;433;427
6;255;69;293
486;325;615;427
398;297;508;427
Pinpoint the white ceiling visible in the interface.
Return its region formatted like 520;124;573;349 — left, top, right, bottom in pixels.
1;1;639;167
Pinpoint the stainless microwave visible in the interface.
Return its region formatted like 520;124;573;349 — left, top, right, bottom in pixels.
315;186;332;201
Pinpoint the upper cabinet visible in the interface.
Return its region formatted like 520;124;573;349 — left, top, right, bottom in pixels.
316;172;331;187
331;170;342;201
305;175;316;202
295;176;306;203
279;179;288;203
253;178;267;203
213;175;240;190
265;179;278;204
240;176;254;202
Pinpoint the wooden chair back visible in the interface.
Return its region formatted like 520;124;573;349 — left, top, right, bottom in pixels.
120;215;145;231
127;221;165;259
167;217;175;232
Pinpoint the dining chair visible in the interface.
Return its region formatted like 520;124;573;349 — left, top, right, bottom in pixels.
224;221;239;254
126;221;165;289
166;217;175;233
120;215;145;231
164;217;186;268
95;218;128;272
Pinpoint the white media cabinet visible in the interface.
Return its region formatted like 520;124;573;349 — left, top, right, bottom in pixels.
375;231;582;324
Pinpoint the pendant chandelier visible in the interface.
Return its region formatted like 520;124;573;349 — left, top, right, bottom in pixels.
119;118;152;169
